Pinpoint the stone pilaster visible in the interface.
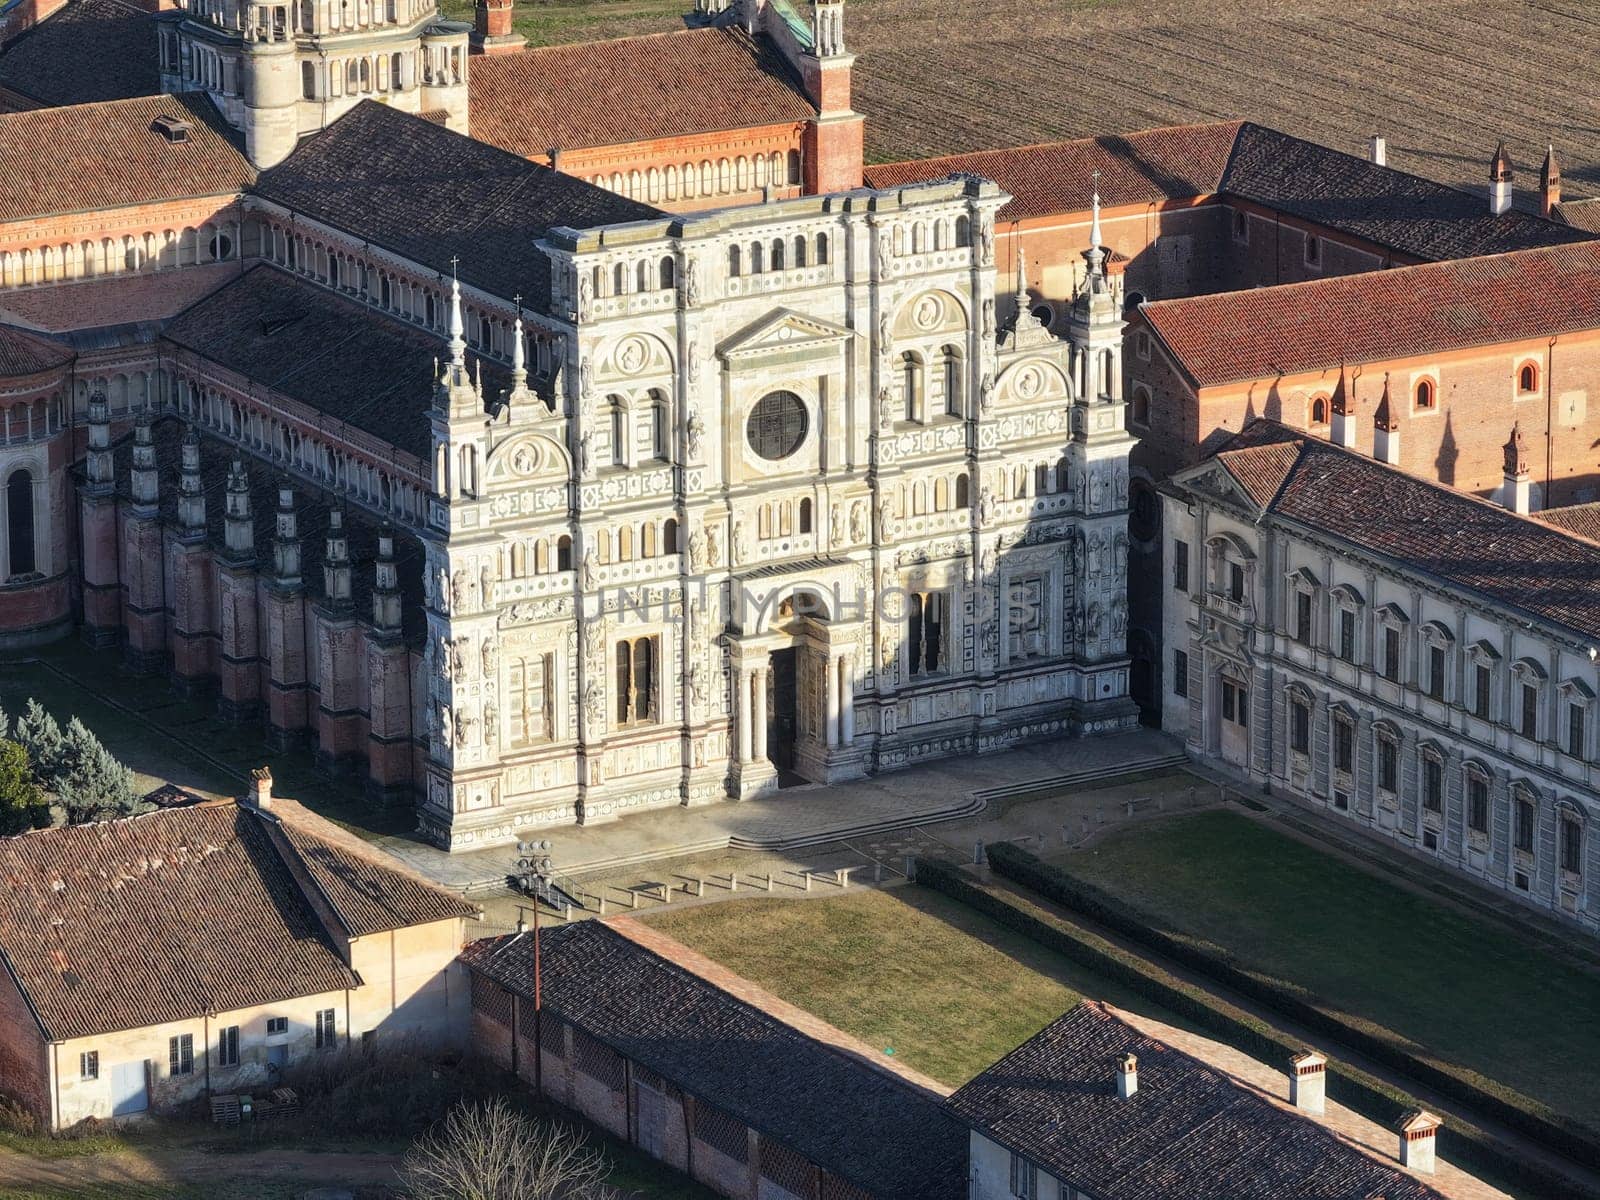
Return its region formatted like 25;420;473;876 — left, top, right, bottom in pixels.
314;510;362;774
169;429;216;698
365;530;413;804
216;459;261;723
121;408;166;674
78;391;121;647
263;483;309;751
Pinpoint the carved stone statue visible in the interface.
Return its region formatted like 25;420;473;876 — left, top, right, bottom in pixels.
582;548;598;590
583;678;603;726
978;486;997;526
876;385;893;430
450;638;467;680
830;504;845;546
579;355;593;399
850;501;866;544
481;636;498;677
877;230;892;276
483;701;498;744
451;570;468;613
706;522;722;567
979;371;994;414
577;273;592;320
689;661;706;708
436;567;451;613
686;410;705;458
978;219;994;264
684;256;700;306
731;519;746;565
479;562;493;606
578;431;593;478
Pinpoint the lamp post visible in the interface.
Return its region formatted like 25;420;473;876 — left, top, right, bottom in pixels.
515;838;553;1096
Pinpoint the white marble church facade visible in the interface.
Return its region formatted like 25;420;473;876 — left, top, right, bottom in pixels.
420;175;1137;848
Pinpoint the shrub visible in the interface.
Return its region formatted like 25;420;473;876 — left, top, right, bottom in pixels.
0;739;47;836
401;1098;617;1200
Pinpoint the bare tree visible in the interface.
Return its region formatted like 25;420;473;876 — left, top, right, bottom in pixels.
401;1098;618;1200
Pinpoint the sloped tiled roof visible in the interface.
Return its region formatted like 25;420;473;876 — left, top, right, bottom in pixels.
0;93;253;224
162;266;509;460
0;0;159;106
462;921;968;1200
948;1002;1441;1200
863;122;1583;262
0;325;72;377
254;100;660;306
469;27;814;159
1218;123;1585;263
863;121;1243;222
1554;198;1600;234
1537;502;1600;545
1142;240;1600;388
1201;421;1600;644
0;803;358;1040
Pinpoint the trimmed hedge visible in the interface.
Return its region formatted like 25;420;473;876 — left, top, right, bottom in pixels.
983;840;1600;1176
915;856;1599;1200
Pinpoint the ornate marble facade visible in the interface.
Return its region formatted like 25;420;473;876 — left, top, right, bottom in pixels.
418;176;1137;848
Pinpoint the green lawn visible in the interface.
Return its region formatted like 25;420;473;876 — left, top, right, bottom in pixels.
1061;809;1600;1124
644;887;1142;1085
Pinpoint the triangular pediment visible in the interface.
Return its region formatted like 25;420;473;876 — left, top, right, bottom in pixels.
718;308;856;359
1173;462;1260;512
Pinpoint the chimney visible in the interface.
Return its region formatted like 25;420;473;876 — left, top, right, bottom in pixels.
1502;422;1531;515
248;765;273;810
1330;365;1358;449
1289;1050;1326;1115
1490;142;1514;215
1372;376;1400;465
1541;144;1561;218
548;145;562;171
1396;1109;1441;1174
1369;134;1386;167
1116;1053;1138;1099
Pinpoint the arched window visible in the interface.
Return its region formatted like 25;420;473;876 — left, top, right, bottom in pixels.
793;236;807;268
556;535;572;571
618;525;634;561
658;255;674;290
1415;378;1435;410
750;242;764;273
1035;463;1050;495
613;262;627;295
609;397;627;466
650;391;669;460
787;149;801;184
771;239;785;271
301;60;316;99
955;215;971;247
815;233;829;265
636;260;650;293
1518;362;1539;394
902;352;922;423
728;244;741;277
390;52;402;89
6;469;34;577
956;473;970;509
799;497;813;534
1131;385;1151;426
942;346;962;416
663;517;679;554
1310;394;1329;425
1562;809;1584;875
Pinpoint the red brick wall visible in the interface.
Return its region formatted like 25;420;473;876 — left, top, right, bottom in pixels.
0;962;50;1126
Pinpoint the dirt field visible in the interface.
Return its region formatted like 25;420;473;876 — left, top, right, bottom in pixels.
449;0;1600;199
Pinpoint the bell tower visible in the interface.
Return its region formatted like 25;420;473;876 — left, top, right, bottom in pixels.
798;0;863;192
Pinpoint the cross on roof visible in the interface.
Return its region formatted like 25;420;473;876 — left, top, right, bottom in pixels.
449;255;460;278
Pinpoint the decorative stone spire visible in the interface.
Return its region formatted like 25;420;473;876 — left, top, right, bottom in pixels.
322;509;352;607
1372;374;1400;465
1330;363;1358;449
1541;144;1561;217
447;261;467;368
812;0;845;57
1502;422;1531;515
511;312;527;389
224;458;255;561
1084;171;1107;291
1490;142;1514;215
372;526;402;633
85;390;114;489
177;427;206;534
130;403;159;509
1504;421;1528;476
271;482;302;585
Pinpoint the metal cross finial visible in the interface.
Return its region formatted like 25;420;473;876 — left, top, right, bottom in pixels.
449;255;460;278
513;292;523;317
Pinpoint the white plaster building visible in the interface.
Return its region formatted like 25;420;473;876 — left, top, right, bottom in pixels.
1163;419;1600;931
419;176;1138;847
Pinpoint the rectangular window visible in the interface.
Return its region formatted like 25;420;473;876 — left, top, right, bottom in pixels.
508;654;552;747
1295;592;1312;644
615;637;661;726
1173;649;1188;699
1569;703;1586;759
1562;818;1583;874
1228;562;1244;604
266;1017;288;1036
1474;664;1492;718
1290;700;1310;754
217;1025;239;1068
1221;680;1247;728
1428;645;1446;701
1521;683;1539;740
169;1034;194;1077
315;1008;336;1050
80;1051;98;1081
1468;775;1489;834
1423;757;1443;812
1379;738;1397;792
651;403;667;460
1339;609;1356;662
1383;627;1401;682
907;591;947;677
1334;718;1353;774
1007;576;1046;661
1515;797;1535;853
1173;540;1189;593
1008;1152;1035;1200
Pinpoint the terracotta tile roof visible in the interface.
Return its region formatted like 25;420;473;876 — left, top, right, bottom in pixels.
162;265;511;460
255;100;659;306
1203;420;1600;644
862;121;1243;222
468;27;814;159
1553;199;1600;235
269;800;476;938
0;0;158;106
947;1002;1441;1200
1142;240;1600;389
0;262;239;334
863;122;1583;262
1218;123;1586;263
0;324;72;377
1216;439;1302;508
0;803;358;1041
462;920;968;1200
0;93;253;224
1536;502;1600;545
